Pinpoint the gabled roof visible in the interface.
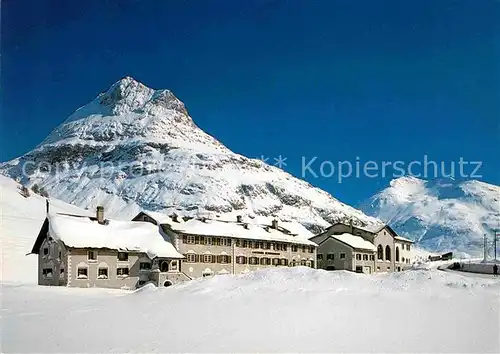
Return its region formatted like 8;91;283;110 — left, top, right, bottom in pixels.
132;211;185;226
328;222;400;238
319;232;377;251
394;235;414;243
31;213;183;259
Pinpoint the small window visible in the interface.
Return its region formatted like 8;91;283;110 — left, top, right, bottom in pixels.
77;268;88;279
317;254;324;260
340;253;346;259
186;254;196;263
187;235;195;244
58;251;62;259
140;262;152;270
42;268;53;278
308;246;314;253
387;267;390;270
88;250;97;261
363;254;368;261
356;254;361;260
355;266;363;273
171;260;178;271
117;267;129;277
402;257;405;262
203;254;212;263
327;253;335;260
406;244;411;251
205;237;212;245
117;252;128;261
377;266;380;271
302;246;306;253
291;245;298;252
43;248;49;255
370;255;375;261
98;268;108;279
249;257;258;265
236;256;247;264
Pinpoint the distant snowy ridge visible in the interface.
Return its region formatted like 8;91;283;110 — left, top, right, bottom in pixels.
0;77;381;233
360;176;500;255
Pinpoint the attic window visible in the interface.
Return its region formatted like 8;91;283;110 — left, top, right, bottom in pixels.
88;250;97;261
117;252;129;261
43;248;49;255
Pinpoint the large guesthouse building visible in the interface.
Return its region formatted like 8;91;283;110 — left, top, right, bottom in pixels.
132;212;317;278
310;221;414;274
31;207;186;289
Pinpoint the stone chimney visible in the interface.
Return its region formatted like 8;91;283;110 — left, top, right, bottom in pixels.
96;206;105;225
271;219;278;229
171;213;178;222
236;215;242;223
349;218;354;234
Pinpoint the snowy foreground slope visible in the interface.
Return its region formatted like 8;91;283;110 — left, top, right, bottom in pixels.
360;176;500;255
0;77;380;233
2;267;499;353
0;175;89;283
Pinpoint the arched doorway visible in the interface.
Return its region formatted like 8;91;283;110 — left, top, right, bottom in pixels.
377;245;383;260
163;280;172;287
160;261;169;272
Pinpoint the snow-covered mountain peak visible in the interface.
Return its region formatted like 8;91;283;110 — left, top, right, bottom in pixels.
0;79;381;234
360;176;500;254
99;76;156;115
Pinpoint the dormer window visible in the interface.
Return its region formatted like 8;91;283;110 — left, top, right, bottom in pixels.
88;250;97;261
117;252;128;261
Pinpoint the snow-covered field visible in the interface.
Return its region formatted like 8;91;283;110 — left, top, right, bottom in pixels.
0;175;90;283
1;174;499;353
2;267;499;353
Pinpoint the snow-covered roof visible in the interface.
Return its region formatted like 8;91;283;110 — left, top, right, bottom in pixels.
394;236;414;243
138;211;315;245
170;218;317;246
139;211;185;225
331;233;377;251
47;214;183;259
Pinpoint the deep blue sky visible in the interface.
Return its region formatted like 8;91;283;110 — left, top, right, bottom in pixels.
1;0;499;205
